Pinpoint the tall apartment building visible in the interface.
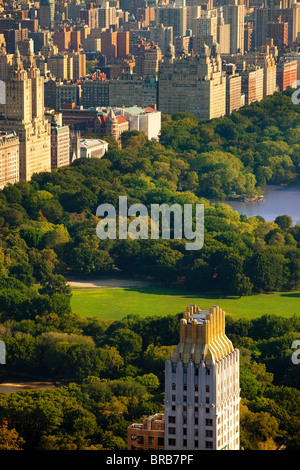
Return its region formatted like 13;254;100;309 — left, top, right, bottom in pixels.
100;29;118;59
0;48;51;181
223;0;245;54
47;54;73;80
276;59;297;90
164;305;240;451
267;17;289;47
69;52;86;79
255;2;300;47
117;31;130;57
39;0;55;29
218;15;231;54
0;131;19;189
240;65;264;105
158;44;226;121
98;3;117;29
193;9;218;43
80;6;100;30
225;64;244;114
50;121;70;169
155;5;187;38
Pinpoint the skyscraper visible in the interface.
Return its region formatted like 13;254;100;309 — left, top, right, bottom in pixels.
39;0;55;30
158;44;226;120
164;305;240;451
0;47;51;181
223;0;245;54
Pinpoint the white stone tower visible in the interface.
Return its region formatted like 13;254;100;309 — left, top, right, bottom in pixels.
164;305;240;450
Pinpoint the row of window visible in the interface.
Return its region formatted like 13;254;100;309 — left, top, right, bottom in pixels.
130;435;164;446
168;427;213;438
172;383;210;392
168;416;214;426
168;439;213;449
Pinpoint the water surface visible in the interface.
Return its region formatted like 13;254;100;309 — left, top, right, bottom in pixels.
213;185;300;224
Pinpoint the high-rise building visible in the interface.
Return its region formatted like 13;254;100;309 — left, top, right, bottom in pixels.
164;305;240;451
255;2;300;48
223;0;245;54
47;54;73;80
0;48;51;181
276;59;297;90
267;16;289;47
156;5;187;38
100;29;118;60
50;120;70;169
158;44;226;120
39;0;55;29
193;9;218;43
225;63;244;114
117;31;130;58
240;65;264;105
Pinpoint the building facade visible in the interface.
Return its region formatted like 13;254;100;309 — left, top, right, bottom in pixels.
158;45;226;121
0;130;19;189
164;305;240;451
128;414;165;451
0;48;51;182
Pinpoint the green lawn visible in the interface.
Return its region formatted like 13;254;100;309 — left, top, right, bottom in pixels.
70;287;300;321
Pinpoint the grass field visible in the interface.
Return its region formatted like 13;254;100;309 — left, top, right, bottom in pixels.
70;287;300;321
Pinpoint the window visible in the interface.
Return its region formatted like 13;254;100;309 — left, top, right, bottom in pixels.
206;385;210;392
206;419;213;426
195;441;198;448
137;436;144;444
195;418;198;425
183;439;187;447
168;427;176;435
168;439;176;446
206;430;213;438
205;407;210;414
168;416;176;424
131;434;137;441
158;437;164;446
206;441;213;449
148;436;154;445
172;383;176;390
206;397;210;404
183;428;187;436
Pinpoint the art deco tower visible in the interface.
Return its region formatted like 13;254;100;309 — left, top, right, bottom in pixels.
164;305;240;450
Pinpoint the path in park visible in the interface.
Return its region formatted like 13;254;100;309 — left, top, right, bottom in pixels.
67;277;158;289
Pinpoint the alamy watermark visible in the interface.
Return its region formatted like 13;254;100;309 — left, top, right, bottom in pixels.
96;196;204;250
0;340;6;365
291;340;300;365
291;81;300;104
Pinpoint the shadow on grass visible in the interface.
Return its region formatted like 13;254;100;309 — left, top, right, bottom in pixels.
119;286;238;300
279;292;300;298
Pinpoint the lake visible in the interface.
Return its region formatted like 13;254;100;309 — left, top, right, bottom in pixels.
213;185;300;224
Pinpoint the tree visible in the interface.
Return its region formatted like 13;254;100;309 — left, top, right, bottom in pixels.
108;328;142;364
274;215;293;231
0;424;25;450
